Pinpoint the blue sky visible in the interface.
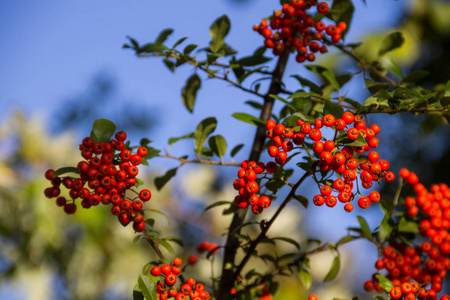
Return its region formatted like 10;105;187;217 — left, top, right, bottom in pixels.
0;0;407;152
0;1;411;297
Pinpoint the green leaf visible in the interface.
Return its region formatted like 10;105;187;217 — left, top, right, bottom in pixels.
245;100;263;110
445;81;450;98
183;44;198;55
298;268;312;291
151;237;176;257
270;94;297;111
398;217;419;233
336;235;358;247
140;138;152;146
182;74;201;113
357;216;373;240
154;168;177;191
53;166;79;177
126;36;140;49
194;117;217;154
291;74;322;94
232;113;265;127
168;132;194;145
230;143;244;158
208;135;227;159
163;59;175;72
139;43;168;53
143;208;171;225
138;275;157;300
378;32;405;56
389;59;404;79
305;65;340;90
209;15;231;53
143;147;160;160
329;0;354;38
294;195;309;208
90;118;116;143
323;100;344;119
155;29;173;44
172;37;188;49
373;296;385;300
273;237;301;250
165;237;184;248
378;213;394;241
375;274;394;293
365;79;390;95
345;135;366;147
133;288;144;300
323;255;341;282
203;200;232;213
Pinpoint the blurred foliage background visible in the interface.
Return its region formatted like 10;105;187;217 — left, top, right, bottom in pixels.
1;0;449;299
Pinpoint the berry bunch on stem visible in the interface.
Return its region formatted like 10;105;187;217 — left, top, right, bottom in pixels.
44;124;152;232
254;0;347;62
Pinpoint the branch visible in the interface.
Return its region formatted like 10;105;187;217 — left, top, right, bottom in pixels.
331;42;403;88
137;52;266;98
217;50;290;300
157;153;240;166
233;169;313;279
142;230;166;260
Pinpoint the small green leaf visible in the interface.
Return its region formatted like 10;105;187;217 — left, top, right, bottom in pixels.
373;296;385;300
139;43;168;53
182;74;201;113
375;274;394;293
357;216;373;240
389;59;404;79
379;32;405;56
203;201;232;213
294;195;309;208
291;74;322;94
298;268;312;291
172;37;188;49
398;217;419;233
322;69;341;90
231;113;265;127
194;117;217;154
163;59;175;72
230;144;244;158
270;94;297;110
168;133;194;145
143;208;170;225
336;235;357;247
208;135;227;159
154;168;177;191
273;237;301;250
155;29;173;44
151;237;175;257
90;118;116;143
165;237;184;248
138;275;157;300
183;44;198;55
140;138;152;146
323;100;344;119
346;135;366;147
324;255;341;282
245;100;263;110
209;15;231;53
378;213;394;241
445;81;450;98
53;166;79;177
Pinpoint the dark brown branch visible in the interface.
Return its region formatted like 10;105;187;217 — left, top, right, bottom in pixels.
217;50;290;300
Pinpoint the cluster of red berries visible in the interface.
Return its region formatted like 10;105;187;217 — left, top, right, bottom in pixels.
253;0;347;62
232;160;274;215
196;241;219;255
364;169;450;299
265;112;393;212
149;258;209;300
44;130;152;232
